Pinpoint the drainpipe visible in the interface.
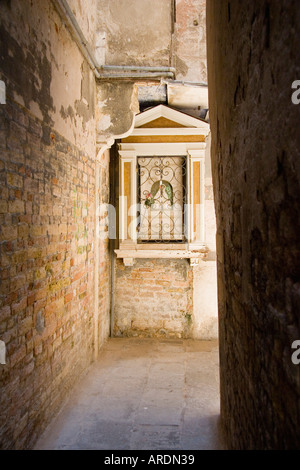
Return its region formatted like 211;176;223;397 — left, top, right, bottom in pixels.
51;0;176;80
109;145;117;338
51;0;101;78
98;66;176;80
100;66;176;73
94;159;100;360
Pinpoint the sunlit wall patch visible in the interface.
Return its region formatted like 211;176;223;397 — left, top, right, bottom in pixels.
0;341;6;365
0;81;6;104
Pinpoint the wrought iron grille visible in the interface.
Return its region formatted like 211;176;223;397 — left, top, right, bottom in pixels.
137;156;186;242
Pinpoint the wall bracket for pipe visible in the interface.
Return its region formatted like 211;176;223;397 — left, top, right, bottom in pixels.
51;0;176;81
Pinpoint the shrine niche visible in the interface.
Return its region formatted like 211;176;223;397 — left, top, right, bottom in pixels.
116;104;210;266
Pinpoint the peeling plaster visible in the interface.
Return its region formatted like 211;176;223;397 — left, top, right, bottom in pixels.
0;24;55;126
96;81;139;142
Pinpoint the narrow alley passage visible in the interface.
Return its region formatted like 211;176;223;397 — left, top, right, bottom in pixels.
35;338;222;450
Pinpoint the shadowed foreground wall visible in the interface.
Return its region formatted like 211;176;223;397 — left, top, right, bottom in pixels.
207;1;300;449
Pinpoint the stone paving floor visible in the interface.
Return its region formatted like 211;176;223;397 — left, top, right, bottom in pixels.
35;338;223;450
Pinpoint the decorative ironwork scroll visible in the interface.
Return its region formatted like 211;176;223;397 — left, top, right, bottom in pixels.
137;156;186;242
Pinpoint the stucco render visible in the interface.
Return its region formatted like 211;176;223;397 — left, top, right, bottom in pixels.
96;0;173;67
68;0;98;48
0;0;97;155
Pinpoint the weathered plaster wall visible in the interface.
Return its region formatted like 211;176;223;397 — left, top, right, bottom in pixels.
0;0;110;450
192;260;218;339
95;0;207;82
96;81;139;143
96;0;173;67
174;0;207;82
68;0;98;47
0;0;96;155
207;0;300;449
192;132;218;339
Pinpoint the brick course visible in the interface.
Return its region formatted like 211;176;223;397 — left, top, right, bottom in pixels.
114;258;193;339
0;100;109;449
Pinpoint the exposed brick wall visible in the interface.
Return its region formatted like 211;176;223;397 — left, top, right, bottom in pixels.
207;0;300;449
175;0;207;82
114;259;193;338
0;100;99;449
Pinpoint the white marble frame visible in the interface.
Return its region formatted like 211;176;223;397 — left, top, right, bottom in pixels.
119;143;206;250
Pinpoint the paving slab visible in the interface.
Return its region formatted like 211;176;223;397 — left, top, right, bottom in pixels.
35;338;223;450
